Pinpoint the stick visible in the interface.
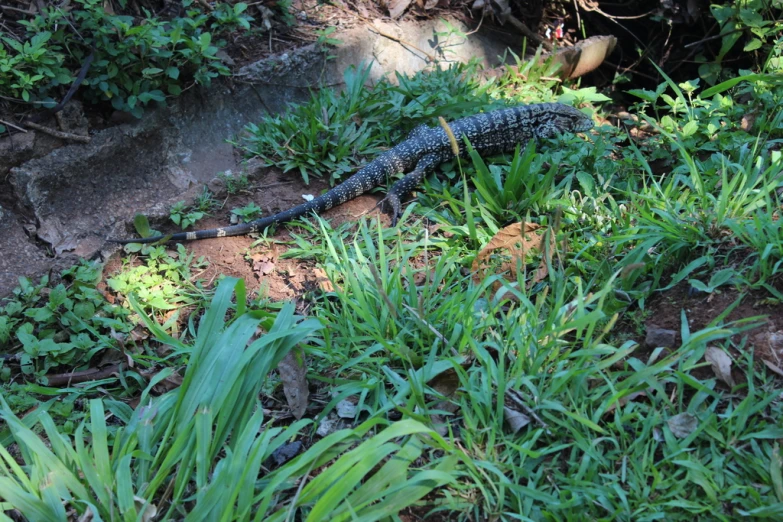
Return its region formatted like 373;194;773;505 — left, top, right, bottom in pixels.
24;121;91;143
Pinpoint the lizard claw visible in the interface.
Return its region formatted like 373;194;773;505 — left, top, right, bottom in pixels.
373;193;403;227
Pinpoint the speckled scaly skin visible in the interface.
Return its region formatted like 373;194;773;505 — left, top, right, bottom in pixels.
112;103;593;244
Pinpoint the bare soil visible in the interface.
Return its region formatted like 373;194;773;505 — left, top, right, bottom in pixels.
617;281;783;382
104;167;390;303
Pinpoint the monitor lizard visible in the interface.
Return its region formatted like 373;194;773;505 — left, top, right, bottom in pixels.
111;102;593;244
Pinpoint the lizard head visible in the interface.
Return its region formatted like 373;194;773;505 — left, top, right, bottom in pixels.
534;104;594;139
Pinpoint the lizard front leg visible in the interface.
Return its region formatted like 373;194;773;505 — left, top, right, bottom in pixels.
380;153;443;226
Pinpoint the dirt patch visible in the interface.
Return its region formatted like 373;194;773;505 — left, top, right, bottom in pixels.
105;167;390;303
619;282;783;380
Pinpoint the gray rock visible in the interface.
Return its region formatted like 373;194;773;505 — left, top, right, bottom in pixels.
645;326;677;348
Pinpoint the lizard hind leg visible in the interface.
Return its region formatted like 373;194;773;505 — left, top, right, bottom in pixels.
378;153;442;226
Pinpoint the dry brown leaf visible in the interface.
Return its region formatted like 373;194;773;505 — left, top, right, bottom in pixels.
741;112;756;132
471;222;553;296
278;348;309;419
130;324;150;342
428;367;461;398
151;371;183;395
254;260;275;276
705;347;735;387
387;0;413;18
763;359;783;378
604;390;648;415
133;496;157;522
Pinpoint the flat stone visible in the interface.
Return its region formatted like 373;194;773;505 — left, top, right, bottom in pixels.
645;326;677;348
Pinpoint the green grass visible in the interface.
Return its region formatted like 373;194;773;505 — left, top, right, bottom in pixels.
2;41;783;520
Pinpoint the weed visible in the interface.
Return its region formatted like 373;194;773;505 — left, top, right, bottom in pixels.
1;0;249;115
0;262;131;378
231;202;262;223
170;201;206;230
218;171;250;194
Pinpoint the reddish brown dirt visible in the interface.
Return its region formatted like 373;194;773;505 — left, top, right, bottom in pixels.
620;281;783;381
105;167;391;302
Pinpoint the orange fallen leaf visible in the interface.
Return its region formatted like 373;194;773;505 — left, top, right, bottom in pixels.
471;221;554;296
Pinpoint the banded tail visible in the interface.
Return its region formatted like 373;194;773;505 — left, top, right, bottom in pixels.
109;156;397;244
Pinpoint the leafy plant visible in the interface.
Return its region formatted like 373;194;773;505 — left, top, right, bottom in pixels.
0;277;457;520
210;1;253;31
0;262;130;377
0;31;70;104
231;202;262;223
170;200;207;230
106;243;208;312
699;0;783;83
1;0;250;116
218;171;250;194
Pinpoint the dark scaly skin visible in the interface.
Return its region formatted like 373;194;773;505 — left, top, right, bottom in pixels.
111;103;593;244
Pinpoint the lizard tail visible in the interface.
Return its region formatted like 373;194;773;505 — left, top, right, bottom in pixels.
108;218;273;244
110;154;393;245
109;190;334;245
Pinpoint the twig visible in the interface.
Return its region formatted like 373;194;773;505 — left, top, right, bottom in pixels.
504;14;553;51
0;4;35;15
45;364;121;386
507;389;549;429
576;0;656;20
402;303;460;357
23;120;91;143
368;26;437;62
683;27;747;48
0;118;28;133
0;95;50;105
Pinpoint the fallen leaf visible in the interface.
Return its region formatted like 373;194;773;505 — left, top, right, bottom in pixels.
151;371;183;395
316;413;343;437
277;348;309;419
270;441;303;467
504;406;531;433
44;365;122;387
772;443;783;502
336;399;356;419
130;324;150;342
133;495;157;522
430;413;450;436
427;367;462;398
387;0;413;18
471;222;553;297
254;260;275;276
705;346;735;387
667;412;698;438
763;359;783;378
741;112;756;132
